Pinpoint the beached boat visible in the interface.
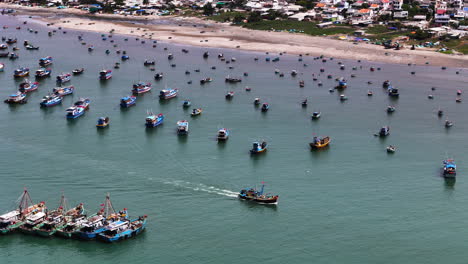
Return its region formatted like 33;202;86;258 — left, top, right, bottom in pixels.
4;92;27;104
261;103;269;112
97;216;147;243
238;184;278;205
386;145;396;153
56;73;71;85
120;96;136;108
250;141;267;154
132;82;152;94
53;86;74;97
14;67;29;77
443;159;456;177
225;91;234;100
145;112;164;128
39;56;52;66
40;95;62;107
378;126;390;137
96;117;110;128
182;100;191;108
35;68;51;78
200;78;212;84
19;80;38;93
177;120;189;135
191;108;202;116
99;69;112;80
159;89;178;100
217;128;229;141
310;136;330;149
72;68;84;75
311;111;321;119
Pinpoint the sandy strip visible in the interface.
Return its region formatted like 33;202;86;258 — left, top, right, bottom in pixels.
2;4;467;68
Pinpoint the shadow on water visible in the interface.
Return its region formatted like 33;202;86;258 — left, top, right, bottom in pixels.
96;127;109;136
177;134;188;144
217;140;227;150
309;146;330;158
444;177;456;190
66;118;79;128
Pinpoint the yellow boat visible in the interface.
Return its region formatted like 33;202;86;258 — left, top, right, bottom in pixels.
310;136;330;149
191;108;202;116
96;117;110;128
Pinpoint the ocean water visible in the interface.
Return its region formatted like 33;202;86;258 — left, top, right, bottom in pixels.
0;14;467;264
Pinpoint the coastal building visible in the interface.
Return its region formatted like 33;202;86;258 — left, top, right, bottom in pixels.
392;0;403;10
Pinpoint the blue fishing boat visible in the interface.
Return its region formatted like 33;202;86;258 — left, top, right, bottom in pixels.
38;56;53;66
96;117;110;128
336;79;347;89
35;68;51;78
4;92;27;104
14;67;29;77
40;95;62;107
66;106;85;119
132;82;152;95
443;159;456;177
99;69;112;80
378;126;390;137
250;141;267;154
159;89;178;100
145;112;164;128
56;73;71;85
19;80;38;93
97;216;147;243
239;184;278;205
120;96;136;108
121;55;129;60
53;86;74;97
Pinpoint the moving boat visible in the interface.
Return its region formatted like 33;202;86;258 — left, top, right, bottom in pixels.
19;80;39;93
38;56;52;66
225;91;234;100
40;95;62;107
238;184;278;205
250;141;267;154
4;92;27;104
261;103;269;112
387;106;396;113
191;108;202;116
217;128;229;141
132;82;152;95
96;117;110;128
56;73;71;85
99;69;112;80
443;159;456;177
177;120;189;135
35;68;51;78
311;111;321;119
378;126;390;137
53;86;74;97
310;136;330;149
120;96;136;108
145;112;164;128
14;67;29;77
159;89;178;100
72;68;84;75
182;100;191;108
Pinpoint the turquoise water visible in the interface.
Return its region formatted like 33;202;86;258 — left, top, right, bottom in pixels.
0;14;468;263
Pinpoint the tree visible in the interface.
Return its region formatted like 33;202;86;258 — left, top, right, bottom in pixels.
203;3;215;16
248;11;262;23
233;13;246;24
361;3;370;8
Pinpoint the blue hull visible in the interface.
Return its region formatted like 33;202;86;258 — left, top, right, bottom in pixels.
75;227;107;240
98;223;146;243
40;101;61;107
145;121;163;128
66;111;85;119
120;101;135;108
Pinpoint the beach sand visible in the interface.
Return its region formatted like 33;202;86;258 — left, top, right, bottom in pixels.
2;4;467;68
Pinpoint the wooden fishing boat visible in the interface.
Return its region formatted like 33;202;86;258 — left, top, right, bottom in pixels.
53;86;74;97
96;117;110;128
34;194;73;237
250;141;267;154
35;68;51;78
225;76;242;83
40;95;62;107
120;96;136;108
132;82;152;95
39;56;52;67
145;112;164;128
310;136;330;149
159;89;178;100
56;73;71;85
238;184;278;205
19;80;38;93
4;92;27;104
72;68;84;75
14;67;29;77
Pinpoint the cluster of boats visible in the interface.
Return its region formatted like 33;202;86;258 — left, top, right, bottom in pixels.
0;190;147;242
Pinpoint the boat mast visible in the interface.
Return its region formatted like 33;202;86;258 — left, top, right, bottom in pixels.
58;192;69;213
103;193;116;218
17;188;33;216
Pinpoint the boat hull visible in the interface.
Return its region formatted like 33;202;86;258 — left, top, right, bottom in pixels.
98;223;146;243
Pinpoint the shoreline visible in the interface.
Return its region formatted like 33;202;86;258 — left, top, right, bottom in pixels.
2;4;467;68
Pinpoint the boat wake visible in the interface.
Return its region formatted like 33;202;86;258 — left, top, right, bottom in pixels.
162;180;238;198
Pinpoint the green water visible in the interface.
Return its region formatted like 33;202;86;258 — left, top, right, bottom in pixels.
0;14;468;263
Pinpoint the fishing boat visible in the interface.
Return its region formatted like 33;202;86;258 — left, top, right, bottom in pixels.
445;120;453;128
217;128;229;141
38;56;52;66
56;73;71;85
4;92;27;104
98;216;147;243
72;68;84;75
177;120;189;135
261;103;269;112
367;90;373;96
383;80;391;88
386;145;396;153
154;73;163;80
6;38;17;44
0;189;46;234
145;112;164;128
132;82;152;95
238;184;278;205
291;70;297;76
388;86;399;97
457;90;462;96
35;68;51;78
438;109;443;117
53;86;74;97
387;106;396;113
182;100;191;108
121;55;129;61
225;76;242;83
456;98;462;103
14;67;29;77
378;126;390;137
0;44;7;49
159;89;178;100
99;69;112;80
310;136;330;149
120;96;136;108
299;80;305;87
0;52;9;58
87;45;94;52
250;141;267;154
18;79;38;93
301;99;307;107
40;95;62;107
225;91;234;100
200;77;212;84
18;209;47;235
96;117;110;128
336;79;347;89
66;106;85;119
34;194;71;237
168;53;173;60
311;111;321;119
443;159;456;177
25;44;39;50
114;62;120;69
340;94;348;101
254;98;261;106
55;211;88;239
191;108;202;116
144;60;155;66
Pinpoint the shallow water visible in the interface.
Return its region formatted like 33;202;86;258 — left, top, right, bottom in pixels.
0;14;468;264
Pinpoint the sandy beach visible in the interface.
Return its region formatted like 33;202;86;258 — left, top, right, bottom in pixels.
1;3;467;68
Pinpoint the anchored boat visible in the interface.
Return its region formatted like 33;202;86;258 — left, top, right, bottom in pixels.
132;82;152;95
443;159;456;177
14;67;29;77
191;108;202;116
53;86;74;97
99;69;112;80
19;80;38;93
96;117;110;128
4;92;27;104
35;68;51;78
310;136;330;149
38;56;53;67
159;89;178;100
250;141;267;154
145;112;164;128
56;73;71;85
120;96;136;108
177;120;189;135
